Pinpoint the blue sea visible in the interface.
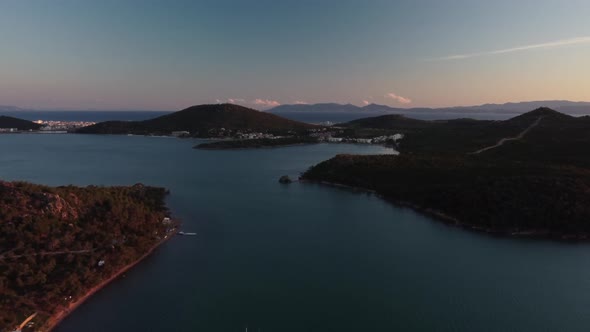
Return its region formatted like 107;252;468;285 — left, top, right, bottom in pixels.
1;134;590;331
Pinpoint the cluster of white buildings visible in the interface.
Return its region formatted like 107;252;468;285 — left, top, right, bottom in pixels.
318;133;404;145
235;132;279;140
171;131;190;137
34;120;96;131
370;134;404;144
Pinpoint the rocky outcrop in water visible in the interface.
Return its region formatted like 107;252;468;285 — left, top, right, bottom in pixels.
278;175;293;184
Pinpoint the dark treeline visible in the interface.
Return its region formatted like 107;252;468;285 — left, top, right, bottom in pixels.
303;154;590;236
302;108;590;238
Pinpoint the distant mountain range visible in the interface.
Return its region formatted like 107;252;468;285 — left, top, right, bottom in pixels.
0;105;25;112
269;100;590;116
2;100;590;116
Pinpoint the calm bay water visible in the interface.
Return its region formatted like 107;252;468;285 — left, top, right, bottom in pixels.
2;134;590;331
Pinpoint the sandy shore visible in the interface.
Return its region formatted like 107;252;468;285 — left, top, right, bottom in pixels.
40;233;176;332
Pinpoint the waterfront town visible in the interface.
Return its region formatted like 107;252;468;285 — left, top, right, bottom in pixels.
1;120;403;147
34;120;96;131
0;120;96;134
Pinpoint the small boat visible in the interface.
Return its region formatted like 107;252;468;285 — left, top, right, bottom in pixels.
178;231;197;236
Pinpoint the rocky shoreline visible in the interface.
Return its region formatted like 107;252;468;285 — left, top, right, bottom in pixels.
40;232;176;332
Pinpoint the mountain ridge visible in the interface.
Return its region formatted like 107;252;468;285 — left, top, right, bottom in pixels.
0;105;26;112
336;108;590;159
268;100;590;116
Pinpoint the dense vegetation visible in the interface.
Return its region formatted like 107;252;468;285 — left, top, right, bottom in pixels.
303;108;590;238
303;154;590;237
481;110;590;167
340;113;437;130
0;116;42;131
77;104;315;137
195;136;319;149
337;113;542;154
0;181;171;330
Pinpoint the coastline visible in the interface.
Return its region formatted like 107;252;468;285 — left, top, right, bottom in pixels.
298;179;590;242
40;232;176;332
196;141;397;151
195;141;319;150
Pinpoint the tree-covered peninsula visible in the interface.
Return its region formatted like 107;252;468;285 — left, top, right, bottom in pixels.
0;181;174;331
302;108;590;239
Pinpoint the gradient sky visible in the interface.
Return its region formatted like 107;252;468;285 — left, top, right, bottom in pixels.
1;0;590;110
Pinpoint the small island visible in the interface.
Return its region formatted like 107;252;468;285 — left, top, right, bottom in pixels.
278;175;293;184
195;136;320;149
0;181;175;331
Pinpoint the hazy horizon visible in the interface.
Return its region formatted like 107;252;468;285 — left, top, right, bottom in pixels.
3;99;590;113
1;0;590;110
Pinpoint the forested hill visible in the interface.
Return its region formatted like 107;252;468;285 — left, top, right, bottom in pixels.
302;108;590;239
0;181;171;330
338;113;434;130
337;107;590;158
0;115;42;130
302;154;590;238
481;108;590;167
77;103;315;137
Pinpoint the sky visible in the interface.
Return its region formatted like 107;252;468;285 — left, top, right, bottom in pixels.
1;0;590;110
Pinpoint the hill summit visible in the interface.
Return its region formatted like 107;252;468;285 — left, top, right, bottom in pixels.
78;104;315;137
507;107;573;122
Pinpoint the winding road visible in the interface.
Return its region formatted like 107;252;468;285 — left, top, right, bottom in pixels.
470;116;544;155
0;248;95;260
